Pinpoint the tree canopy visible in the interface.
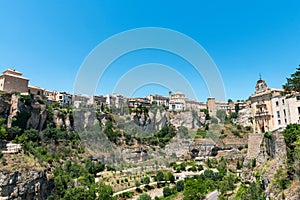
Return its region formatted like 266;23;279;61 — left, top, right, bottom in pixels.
283;66;300;94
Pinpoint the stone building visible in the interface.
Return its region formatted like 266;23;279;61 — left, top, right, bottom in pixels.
206;98;234;117
250;77;300;133
0;69;29;93
147;94;169;106
28;85;44;96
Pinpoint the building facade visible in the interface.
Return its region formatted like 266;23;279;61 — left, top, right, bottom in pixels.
169;92;187;111
250;78;300;133
207;98;234;117
0;69;29;93
147;94;169;106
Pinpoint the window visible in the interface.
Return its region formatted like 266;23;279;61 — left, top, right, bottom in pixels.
277;111;280;118
285;119;287;124
278;120;281;125
283;109;286;117
276;101;279;106
298;107;300;115
297;96;300;101
282;99;285;104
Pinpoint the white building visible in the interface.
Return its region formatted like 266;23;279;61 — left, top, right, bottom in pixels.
106;94;128;109
169;92;187;111
147;94;169;106
56;92;72;107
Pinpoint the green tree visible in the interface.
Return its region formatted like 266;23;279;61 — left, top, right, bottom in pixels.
217;157;227;178
141;176;150;185
163;187;173;197
166;172;175;183
95;182;114;200
283;66;300;93
176;180;184;192
283;124;300;179
0;118;7;140
156;171;164;182
183;179;206;200
63;187;95;200
137;193;151;200
24;129;40;142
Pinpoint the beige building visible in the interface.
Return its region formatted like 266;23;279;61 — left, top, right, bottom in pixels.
250;77;300;133
0;69;29;93
28;85;44;96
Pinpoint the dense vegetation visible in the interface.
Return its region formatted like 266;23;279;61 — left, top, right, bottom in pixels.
0;96;114;199
283;123;300;180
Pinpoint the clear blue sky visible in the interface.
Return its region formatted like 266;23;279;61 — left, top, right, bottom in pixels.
0;1;299;102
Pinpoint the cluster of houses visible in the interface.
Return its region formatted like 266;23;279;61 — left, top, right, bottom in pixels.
207;77;300;133
0;68;72;107
0;68;208;111
2;68;300;134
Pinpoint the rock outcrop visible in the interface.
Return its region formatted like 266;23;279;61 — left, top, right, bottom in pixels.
0;171;53;200
26;104;47;130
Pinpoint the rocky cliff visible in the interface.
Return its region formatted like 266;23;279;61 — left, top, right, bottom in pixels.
0;93;72;131
0;171;52;200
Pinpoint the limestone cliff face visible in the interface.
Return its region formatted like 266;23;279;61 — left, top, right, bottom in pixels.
169;110;204;130
26;104;47;131
244;132;286;167
242;131;289;198
125;109;204;133
0;93;73;131
0;171;53;200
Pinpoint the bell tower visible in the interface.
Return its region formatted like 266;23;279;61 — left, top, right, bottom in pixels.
255;74;268;93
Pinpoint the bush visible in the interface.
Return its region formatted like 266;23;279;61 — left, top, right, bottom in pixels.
138;193;151;200
264;132;272;139
232;130;242;138
141;176;150;185
163;187;173;197
156;171;164;182
176;180;184;192
135;180;141;187
24;129;40;142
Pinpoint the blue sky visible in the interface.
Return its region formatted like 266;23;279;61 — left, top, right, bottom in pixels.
0;1;299;102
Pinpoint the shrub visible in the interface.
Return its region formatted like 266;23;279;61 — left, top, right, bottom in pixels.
176;180;184;192
138;193;151;200
232;130;242;138
163;187;173;197
264;132;272;139
141;176;150;185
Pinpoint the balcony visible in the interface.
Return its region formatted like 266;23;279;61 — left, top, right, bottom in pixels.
255;111;271;117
